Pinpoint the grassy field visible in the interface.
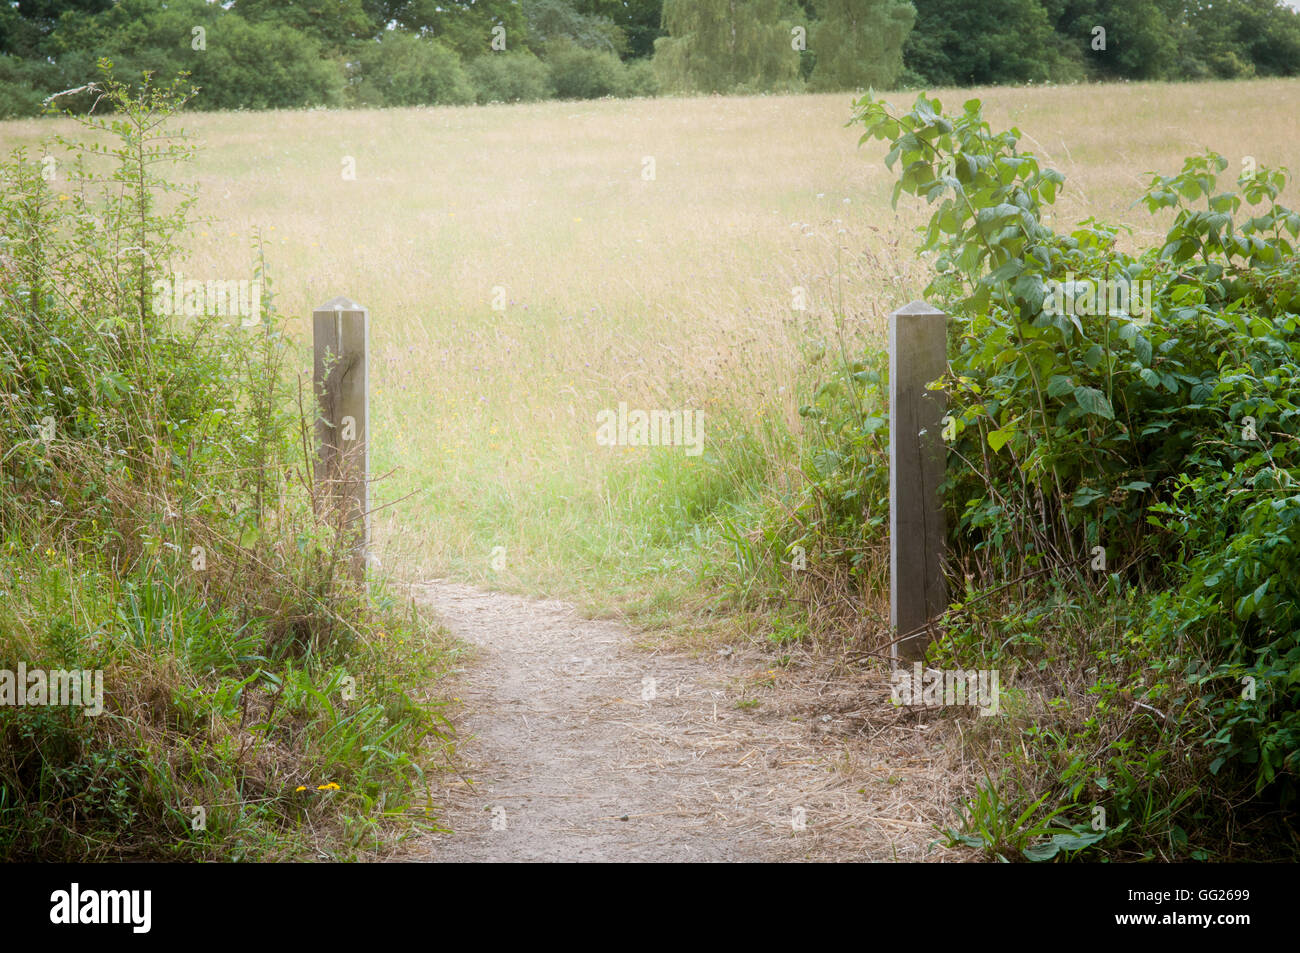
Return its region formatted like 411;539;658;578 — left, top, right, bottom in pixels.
6;79;1297;626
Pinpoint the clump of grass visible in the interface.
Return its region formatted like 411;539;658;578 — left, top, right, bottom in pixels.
0;63;455;861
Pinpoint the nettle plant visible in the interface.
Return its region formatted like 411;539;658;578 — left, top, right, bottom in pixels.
852;93;1300;833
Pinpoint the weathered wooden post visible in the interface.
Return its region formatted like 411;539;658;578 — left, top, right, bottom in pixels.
313;296;369;584
889;301;948;662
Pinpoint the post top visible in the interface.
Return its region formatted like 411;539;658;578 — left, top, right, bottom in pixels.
892;300;946;317
314;295;367;314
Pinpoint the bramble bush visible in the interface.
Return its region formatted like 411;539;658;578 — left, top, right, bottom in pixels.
782;92;1299;859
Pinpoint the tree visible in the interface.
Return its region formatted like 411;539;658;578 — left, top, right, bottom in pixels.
46;0;344;110
903;0;1067;86
1182;0;1300;78
0;0;114;58
388;0;531;61
467;49;555;100
232;0;381;52
807;0;915;91
546;39;625;96
654;0;801;93
575;0;664;58
523;0;627;56
1050;0;1178;79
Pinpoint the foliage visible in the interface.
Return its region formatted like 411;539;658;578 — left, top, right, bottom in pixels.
350;31;474;107
902;0;1072;87
0;65;452;860
806;0;915;92
388;0;531;63
654;0;801;94
547;40;625;98
523;0;627;56
0;53;59;118
618;58;660;97
575;0;664;59
794;346;891;572
902;0;1300;87
1048;0;1181;80
468;51;556;103
842;90;1300;858
231;0;380;53
2;0;1296;114
41;0;345;112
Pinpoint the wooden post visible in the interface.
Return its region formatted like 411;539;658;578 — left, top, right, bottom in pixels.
313;296;369;584
889;301;947;663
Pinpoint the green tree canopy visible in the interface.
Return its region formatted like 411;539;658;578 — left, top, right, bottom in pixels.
232;0;381;52
523;0;627;55
654;0;801;93
387;0;531;60
807;0;915;91
575;0;664;58
902;0;1067;86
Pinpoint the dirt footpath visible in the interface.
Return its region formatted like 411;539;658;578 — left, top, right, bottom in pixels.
403;580;968;863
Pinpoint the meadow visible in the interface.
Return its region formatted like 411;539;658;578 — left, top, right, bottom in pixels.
6;79;1297;625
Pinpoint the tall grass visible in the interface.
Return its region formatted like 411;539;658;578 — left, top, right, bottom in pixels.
3;82;1292;615
24;79;1278;624
0;65;456;861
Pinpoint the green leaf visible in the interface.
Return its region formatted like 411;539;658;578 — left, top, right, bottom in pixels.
1072;486;1105;507
1133;334;1152;366
986;258;1024;283
1050;830;1105;851
1047;374;1074;398
1022;841;1060;862
1073;386;1114;420
862;416;887;434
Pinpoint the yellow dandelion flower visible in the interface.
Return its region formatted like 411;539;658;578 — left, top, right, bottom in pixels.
317;782;340;791
295;785;307;792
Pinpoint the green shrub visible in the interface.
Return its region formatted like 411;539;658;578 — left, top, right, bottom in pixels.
616;58;660;98
547;41;623;99
467;51;555;104
824;92;1300;859
350;32;473;107
190;16;343;109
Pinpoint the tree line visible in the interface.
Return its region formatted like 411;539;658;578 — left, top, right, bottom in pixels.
1;0;1297;117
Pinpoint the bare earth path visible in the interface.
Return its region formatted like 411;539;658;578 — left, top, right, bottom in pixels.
402;580;968;863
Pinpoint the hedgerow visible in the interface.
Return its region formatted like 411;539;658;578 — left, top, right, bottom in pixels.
790;92;1299;860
